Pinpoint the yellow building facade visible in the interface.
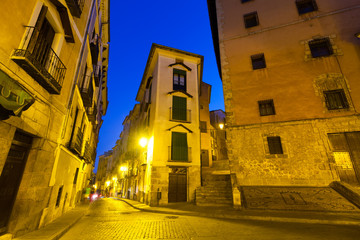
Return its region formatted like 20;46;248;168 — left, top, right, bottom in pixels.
0;0;109;237
208;0;360;189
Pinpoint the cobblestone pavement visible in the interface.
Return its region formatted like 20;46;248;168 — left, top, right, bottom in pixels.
60;198;360;240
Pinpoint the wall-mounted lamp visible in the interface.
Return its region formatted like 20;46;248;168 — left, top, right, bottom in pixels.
139;137;148;147
355;32;360;39
219;123;224;130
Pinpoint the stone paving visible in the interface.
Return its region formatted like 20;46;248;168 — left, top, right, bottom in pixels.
241;187;360;212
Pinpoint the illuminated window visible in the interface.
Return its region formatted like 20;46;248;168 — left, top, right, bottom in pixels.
267;136;283;154
309;38;333;58
258;99;275;116
251;53;266;70
296;0;318;15
244;12;259;28
173;69;186;91
324;89;349;110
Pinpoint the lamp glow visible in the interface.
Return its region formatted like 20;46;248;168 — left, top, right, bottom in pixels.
120;166;128;172
219;123;224;130
105;181;110;187
139;137;148;147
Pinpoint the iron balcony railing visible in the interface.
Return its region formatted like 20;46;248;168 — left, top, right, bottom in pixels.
83;141;95;164
70;127;84;155
80;74;94;107
86;104;97;123
65;0;85;18
168;146;192;162
169;107;191;122
12;26;66;94
93;65;102;87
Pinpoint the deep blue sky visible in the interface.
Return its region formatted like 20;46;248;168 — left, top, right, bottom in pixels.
95;0;224;170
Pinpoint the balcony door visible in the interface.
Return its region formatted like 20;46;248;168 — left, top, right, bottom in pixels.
30;6;55;68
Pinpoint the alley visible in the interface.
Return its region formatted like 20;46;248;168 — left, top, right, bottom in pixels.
60;198;360;240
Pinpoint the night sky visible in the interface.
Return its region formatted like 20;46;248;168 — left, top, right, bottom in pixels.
95;0;224;171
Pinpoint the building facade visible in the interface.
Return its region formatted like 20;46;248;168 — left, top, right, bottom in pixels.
0;0;109;237
97;44;210;206
208;0;360;190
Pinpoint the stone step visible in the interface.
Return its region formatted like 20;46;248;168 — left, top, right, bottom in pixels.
212;160;230;170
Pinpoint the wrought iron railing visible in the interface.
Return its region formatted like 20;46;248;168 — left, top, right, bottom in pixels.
87;104;97;122
12;26;66;94
80;74;94;107
168;146;192;162
169;107;191;122
70;127;84;155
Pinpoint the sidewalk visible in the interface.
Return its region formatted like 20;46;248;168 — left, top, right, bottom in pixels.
116;198;360;226
12;203;89;240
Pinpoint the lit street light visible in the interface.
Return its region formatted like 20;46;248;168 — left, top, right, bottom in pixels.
139;137;148;148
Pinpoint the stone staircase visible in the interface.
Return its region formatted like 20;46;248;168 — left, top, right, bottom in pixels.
196;160;233;206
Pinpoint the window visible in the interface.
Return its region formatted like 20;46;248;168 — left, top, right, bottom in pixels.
309;38;333;58
56;186;63;207
251;53;266;70
258;99;275;116
267;136;283;154
173;69;186;91
296;0;318;15
244;12;259;28
73;168;79;184
200;121;207;133
171;132;188;161
172;96;187;121
324;89;349;110
241;0;253;3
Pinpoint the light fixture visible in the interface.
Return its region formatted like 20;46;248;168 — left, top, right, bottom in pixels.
355;32;360;39
139;137;148;147
105;181;110;187
219;123;224;130
120;166;128;172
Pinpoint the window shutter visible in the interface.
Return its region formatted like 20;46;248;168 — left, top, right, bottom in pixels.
172;96;187;121
171;132;188;161
28;6;48;53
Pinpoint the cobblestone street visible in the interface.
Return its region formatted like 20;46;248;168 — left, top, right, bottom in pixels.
59;198;360;240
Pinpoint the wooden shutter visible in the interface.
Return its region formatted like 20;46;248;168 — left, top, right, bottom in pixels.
28;6;48;53
171;132;188;161
172;96;187;121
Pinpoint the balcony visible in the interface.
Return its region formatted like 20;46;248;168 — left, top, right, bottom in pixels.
12;26;66;94
168;146;192;162
80;74;94;107
90;37;99;65
93;65;102;87
169;107;191;122
83;141;95;164
86;104;97;123
69;127;84;155
65;0;84;18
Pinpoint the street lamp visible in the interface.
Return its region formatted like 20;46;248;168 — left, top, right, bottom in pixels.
139;137;148;148
219;123;224;130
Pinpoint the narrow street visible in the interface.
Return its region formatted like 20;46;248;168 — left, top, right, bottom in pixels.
60;198;360;240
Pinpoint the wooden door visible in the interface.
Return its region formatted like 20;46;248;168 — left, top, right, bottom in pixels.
328;132;360;184
168;168;187;202
0;132;32;233
201;150;209;167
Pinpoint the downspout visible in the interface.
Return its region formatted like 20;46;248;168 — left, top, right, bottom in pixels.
62;0;96;138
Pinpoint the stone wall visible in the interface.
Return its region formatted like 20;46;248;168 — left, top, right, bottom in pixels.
227;115;360;186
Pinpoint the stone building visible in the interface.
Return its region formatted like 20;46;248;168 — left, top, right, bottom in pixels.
0;0;109;237
207;0;360;192
98;44;211;206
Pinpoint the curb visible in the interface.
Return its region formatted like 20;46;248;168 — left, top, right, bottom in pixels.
118;198;360;226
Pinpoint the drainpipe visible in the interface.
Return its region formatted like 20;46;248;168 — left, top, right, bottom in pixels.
61;0;96;138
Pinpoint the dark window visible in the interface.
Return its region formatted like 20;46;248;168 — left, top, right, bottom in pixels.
324;89;349;110
251;53;266;70
171;132;188;161
172;96;187;121
56;186;63;207
296;0;318;15
244;12;259;28
173;69;186;91
241;0;253;3
309;38;333;58
258;99;275;116
267;136;283;154
200;121;207;133
73;168;79;184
